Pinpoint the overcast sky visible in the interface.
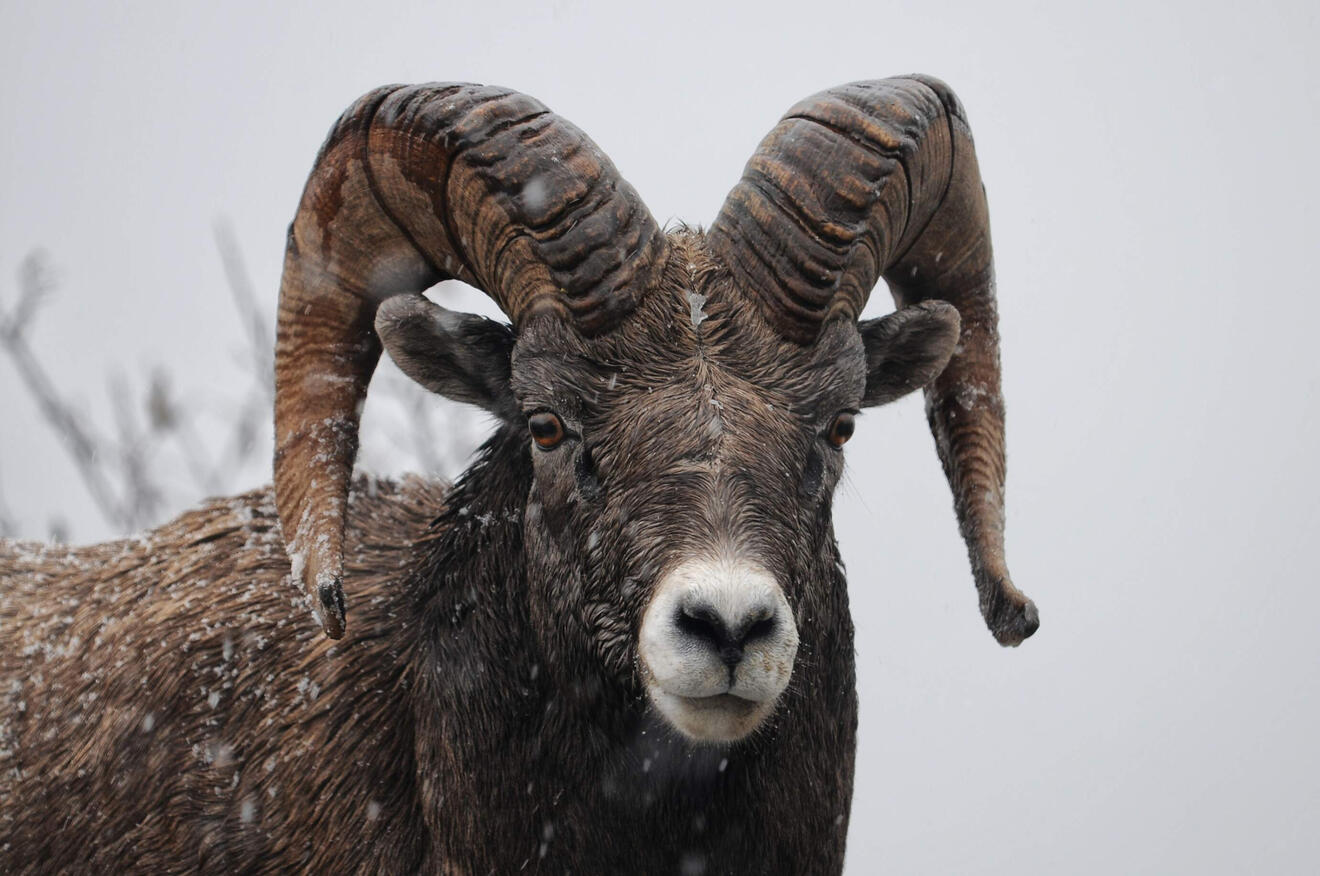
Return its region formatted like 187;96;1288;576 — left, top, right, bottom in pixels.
2;1;1318;872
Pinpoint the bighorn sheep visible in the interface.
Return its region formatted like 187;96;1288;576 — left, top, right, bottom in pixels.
0;76;1037;872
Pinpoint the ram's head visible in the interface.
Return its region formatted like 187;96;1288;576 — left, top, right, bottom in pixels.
274;80;1037;743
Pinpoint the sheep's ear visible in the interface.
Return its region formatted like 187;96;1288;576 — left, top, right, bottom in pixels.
375;295;519;422
859;301;962;407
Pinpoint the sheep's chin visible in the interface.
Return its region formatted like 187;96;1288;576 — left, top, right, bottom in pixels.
646;686;775;744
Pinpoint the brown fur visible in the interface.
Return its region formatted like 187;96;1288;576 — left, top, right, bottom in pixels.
0;235;866;873
1;479;441;872
0;74;1038;870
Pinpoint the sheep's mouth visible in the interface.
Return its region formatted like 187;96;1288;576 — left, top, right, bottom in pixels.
677;692;759;711
636;553;799;744
645;686;775;744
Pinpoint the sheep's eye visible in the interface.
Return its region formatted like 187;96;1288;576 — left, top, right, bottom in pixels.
826;412;855;448
528;412;566;450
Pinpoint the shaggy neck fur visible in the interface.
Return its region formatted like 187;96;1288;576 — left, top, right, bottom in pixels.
0;233;860;874
407;421;859;872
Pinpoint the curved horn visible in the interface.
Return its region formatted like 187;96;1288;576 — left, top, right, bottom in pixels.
708;76;1037;645
275;83;666;637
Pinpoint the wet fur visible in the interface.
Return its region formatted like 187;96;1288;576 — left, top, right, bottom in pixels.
1;233;861;873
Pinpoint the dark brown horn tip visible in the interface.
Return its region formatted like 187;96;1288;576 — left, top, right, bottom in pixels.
319;578;347;640
984;578;1039;647
898;74;968;127
301;547;347;638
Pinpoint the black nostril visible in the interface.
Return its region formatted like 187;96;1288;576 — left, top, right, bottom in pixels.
743;615;777;642
676;601;780;670
676;603;730;649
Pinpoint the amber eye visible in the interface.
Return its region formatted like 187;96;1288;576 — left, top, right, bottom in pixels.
528;412;566;450
827;412;856;448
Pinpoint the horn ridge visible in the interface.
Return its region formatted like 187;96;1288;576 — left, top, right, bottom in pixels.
709;78;947;338
359;90;451;284
274;82;664;636
711;75;1037;644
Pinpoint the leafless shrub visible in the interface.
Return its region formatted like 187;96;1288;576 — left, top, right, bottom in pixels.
0;223;480;542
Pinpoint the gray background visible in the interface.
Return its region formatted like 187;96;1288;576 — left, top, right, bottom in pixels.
2;1;1317;871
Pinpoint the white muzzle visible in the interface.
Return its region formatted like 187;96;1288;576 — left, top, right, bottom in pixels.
638;553;798;743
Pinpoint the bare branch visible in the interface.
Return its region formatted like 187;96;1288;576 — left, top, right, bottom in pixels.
2;234;480;541
213;217;273;400
109;371;164;531
207;390;265;477
1;252;132;531
2;252;57;338
147;368;223;495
